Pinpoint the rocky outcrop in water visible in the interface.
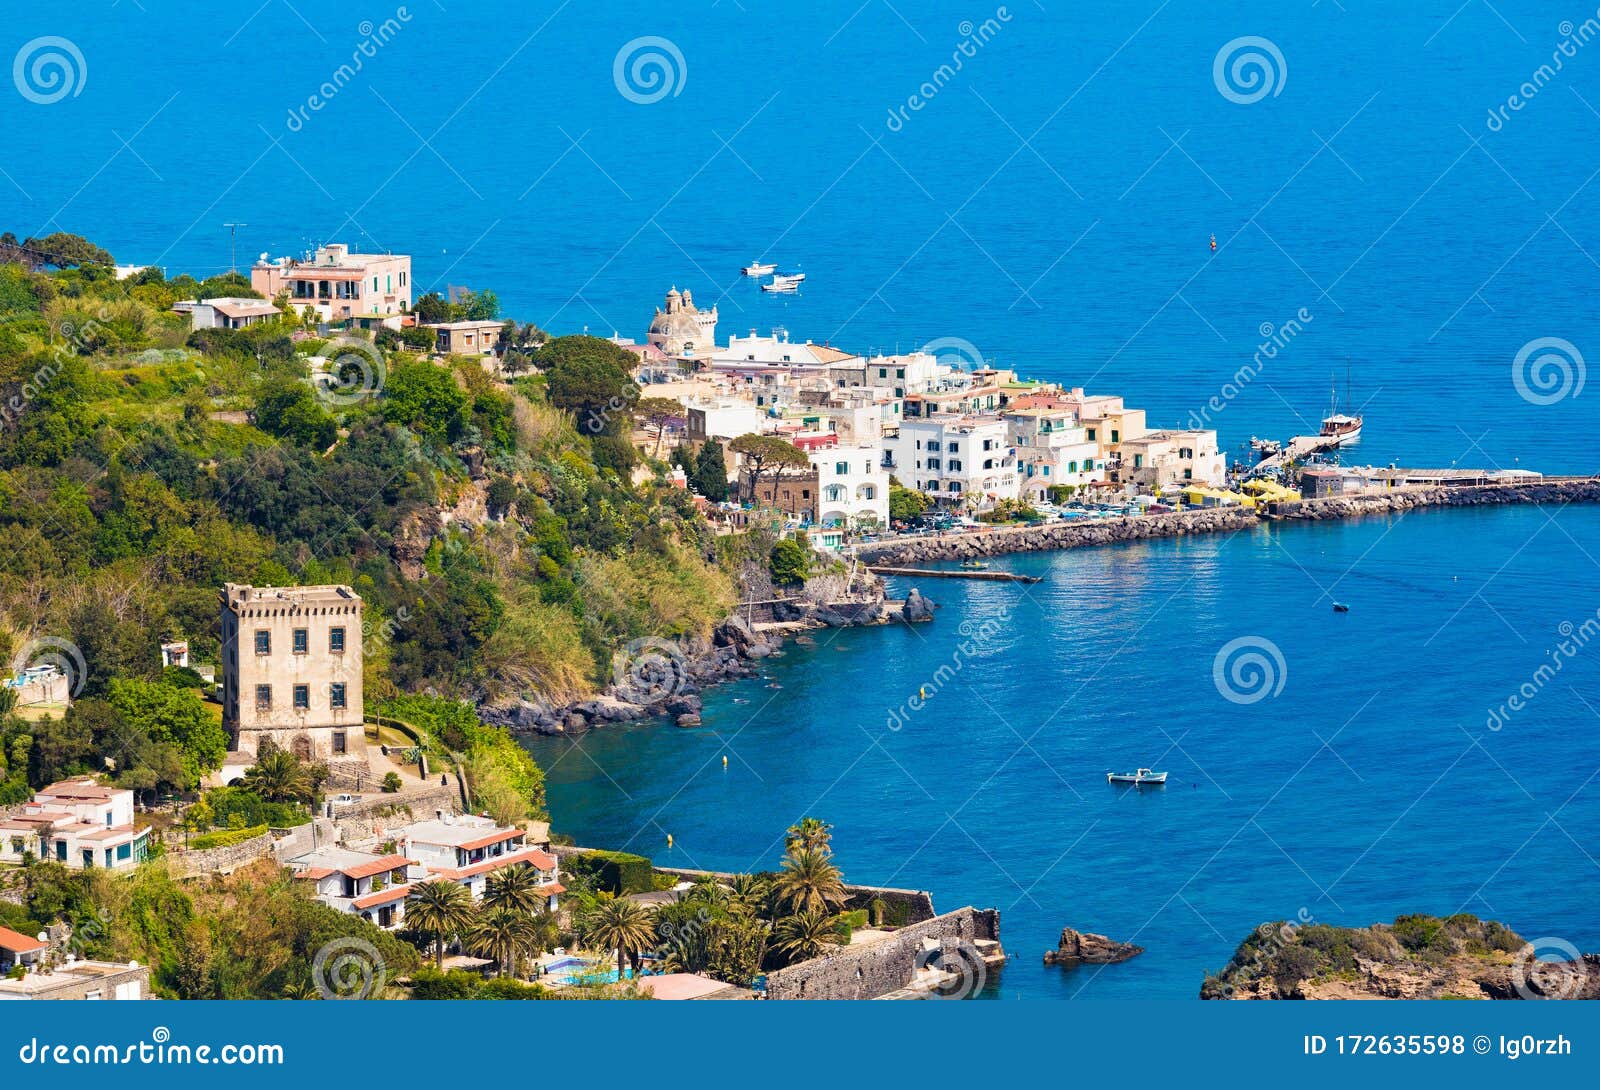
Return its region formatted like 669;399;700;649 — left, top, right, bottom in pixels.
1202;913;1600;1000
1044;928;1143;966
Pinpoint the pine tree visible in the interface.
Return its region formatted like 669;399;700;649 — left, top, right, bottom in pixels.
695;439;729;502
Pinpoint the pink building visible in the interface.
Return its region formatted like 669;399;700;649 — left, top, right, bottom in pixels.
251;243;412;322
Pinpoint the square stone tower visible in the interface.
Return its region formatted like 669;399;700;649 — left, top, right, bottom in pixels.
220;583;365;765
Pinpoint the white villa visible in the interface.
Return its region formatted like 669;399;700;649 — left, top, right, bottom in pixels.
392;814;563;909
289;846;415;931
0;779;150;871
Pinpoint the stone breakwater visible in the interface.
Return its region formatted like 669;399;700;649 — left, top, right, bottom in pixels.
857;507;1260;564
856;480;1600;565
1269;478;1600;520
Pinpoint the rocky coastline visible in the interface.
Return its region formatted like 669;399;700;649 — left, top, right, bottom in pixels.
481;585;936;737
1202;913;1600;1000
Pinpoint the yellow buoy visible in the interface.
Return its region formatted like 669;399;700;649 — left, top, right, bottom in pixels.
666;833;674;848
722;755;729;768
919;686;928;699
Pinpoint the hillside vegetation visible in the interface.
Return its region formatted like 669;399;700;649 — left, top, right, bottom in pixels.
0;233;735;805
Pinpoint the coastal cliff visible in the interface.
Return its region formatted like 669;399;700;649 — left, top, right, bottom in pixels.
1202;913;1600;1000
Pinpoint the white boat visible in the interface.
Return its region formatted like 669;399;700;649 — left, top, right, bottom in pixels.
742;261;776;277
773;271;805;283
1106;768;1167;785
761;278;800;293
1319;364;1362;446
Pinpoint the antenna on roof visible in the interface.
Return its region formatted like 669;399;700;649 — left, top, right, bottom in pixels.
223;223;248;274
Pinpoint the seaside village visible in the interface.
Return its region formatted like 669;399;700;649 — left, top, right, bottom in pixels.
173;244;1264;543
0;242;1310;1002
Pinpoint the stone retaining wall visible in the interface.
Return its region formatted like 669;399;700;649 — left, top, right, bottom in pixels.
166;831;275;878
762;906;1001;1000
328;784;459;842
648;864;937;925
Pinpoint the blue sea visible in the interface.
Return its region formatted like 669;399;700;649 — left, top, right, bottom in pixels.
10;2;1600;997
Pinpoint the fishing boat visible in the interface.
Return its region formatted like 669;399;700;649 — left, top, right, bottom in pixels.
1319;363;1363;446
1333;602;1350;613
761;278;800;294
742;261;776;277
959;559;989;570
1106;768;1167;785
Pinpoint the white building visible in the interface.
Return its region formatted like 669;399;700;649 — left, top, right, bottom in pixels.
1005;407;1106;502
0;780;150;871
175;297;282;330
685;399;766;444
887;415;1020;509
392;814;562;909
812;444;890;544
289;846;415;930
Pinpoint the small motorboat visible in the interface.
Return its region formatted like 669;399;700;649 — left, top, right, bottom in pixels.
1333;602;1350;613
959;559;989;570
761;278;800;294
1106;768;1167;786
742;261;776;277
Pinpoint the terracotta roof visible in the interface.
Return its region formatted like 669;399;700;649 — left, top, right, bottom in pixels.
456;829;522;852
352;885;412;910
296;867;336;881
338;854;411;880
0;926;47;954
428;847;557;882
38;779;116;801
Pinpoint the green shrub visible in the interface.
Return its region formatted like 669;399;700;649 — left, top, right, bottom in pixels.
566;850;653;895
381;772;402;793
408;967;481;999
187;824;267;850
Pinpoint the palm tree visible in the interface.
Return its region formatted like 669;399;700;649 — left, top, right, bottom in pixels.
483;864;547;915
684;876;730;908
773;908;847;962
785;816;833;855
581;897;658;978
773;847;846;915
242;749;310;803
468;906;543;978
728;873;772;916
406;881;475;968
